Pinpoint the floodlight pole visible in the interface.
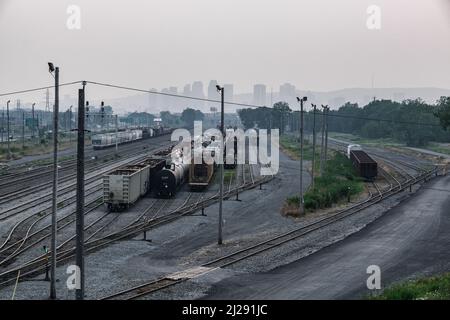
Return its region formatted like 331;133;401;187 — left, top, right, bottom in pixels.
311;104;317;189
49;65;59;300
6;101;10;159
297;97;307;214
217;85;225;245
75;82;86;300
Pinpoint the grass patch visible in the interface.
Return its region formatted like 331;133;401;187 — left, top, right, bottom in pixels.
279;135;318;161
425;142;450;156
224;169;235;185
305;153;364;210
328;132;403;147
285;152;364;212
370;273;450;300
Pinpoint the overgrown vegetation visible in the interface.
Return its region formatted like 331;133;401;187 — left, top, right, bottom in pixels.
279;135;317;161
286;152;364;212
371;273;450;300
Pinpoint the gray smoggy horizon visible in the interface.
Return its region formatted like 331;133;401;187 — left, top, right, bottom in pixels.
0;0;449;113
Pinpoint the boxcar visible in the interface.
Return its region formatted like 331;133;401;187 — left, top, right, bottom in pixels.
350;150;378;181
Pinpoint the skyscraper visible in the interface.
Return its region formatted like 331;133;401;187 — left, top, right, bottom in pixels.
183;84;191;97
279;83;296;106
208;80;220;112
223;84;234;103
253;84;267;106
191;81;205;110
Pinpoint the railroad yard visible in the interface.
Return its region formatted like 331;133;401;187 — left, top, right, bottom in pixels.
0;125;447;300
1;1;450;307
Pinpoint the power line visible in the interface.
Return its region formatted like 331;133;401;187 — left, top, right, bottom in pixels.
0;81;83;97
85;81;265;109
0;80;444;127
86;81;443;128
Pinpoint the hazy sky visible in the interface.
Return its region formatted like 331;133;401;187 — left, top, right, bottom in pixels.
0;0;449;104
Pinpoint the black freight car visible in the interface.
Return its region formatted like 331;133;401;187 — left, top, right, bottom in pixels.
141;157;167;192
350;150;378;181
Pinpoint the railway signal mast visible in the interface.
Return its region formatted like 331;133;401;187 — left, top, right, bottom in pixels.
216;84;225;245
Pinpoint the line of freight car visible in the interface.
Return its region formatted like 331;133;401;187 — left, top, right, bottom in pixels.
189;133;238;190
92;127;175;150
103;157;167;211
154;148;189;198
347;145;378;181
92;129;143;150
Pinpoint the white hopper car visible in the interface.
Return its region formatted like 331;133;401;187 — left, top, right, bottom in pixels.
103;163;150;211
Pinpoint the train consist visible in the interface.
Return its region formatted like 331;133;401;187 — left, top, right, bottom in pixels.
154;148;189;198
347;144;378;181
92;127;174;150
103;150;170;211
92;129;143;150
103;129;241;209
188;130;238;190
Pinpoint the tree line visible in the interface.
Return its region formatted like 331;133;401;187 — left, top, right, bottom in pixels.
237;97;450;147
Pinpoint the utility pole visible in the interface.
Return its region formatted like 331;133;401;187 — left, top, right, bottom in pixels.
1;109;4;143
115;114;118;154
311;104;317;189
216;84;225;245
75;82;86;300
69;106;73;144
319;105;326;175
324;105;329;164
6;101;10;159
32;103;36;141
22;112;25;149
297;97;307;215
48;63;59;300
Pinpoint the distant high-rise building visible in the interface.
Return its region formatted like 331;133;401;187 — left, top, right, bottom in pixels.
168;87;178;110
279;83;296;105
192;81;205;99
191;81;205;110
208;80;219;100
148;88;158;110
159;88;170;112
183;84;191;96
223;84;234;103
253;84;267;106
207;80;220;112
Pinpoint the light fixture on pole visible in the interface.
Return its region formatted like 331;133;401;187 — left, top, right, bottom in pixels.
216;84;225;244
48;62;59;300
296;96;307;214
6;100;10;159
311;103;317;189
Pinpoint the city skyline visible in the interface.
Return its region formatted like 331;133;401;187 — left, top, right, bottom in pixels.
1;0;449;103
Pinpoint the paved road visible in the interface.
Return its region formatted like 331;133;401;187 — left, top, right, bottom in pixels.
203;174;450;299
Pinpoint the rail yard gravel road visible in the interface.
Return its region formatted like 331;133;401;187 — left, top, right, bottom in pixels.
202;173;450;299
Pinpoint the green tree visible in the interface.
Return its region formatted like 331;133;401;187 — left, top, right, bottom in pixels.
181;108;204;127
435;96;450;130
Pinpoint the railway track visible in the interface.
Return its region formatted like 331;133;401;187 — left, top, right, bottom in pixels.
0;142;176;222
0;167;273;289
100;157;437;300
0;135;174;202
